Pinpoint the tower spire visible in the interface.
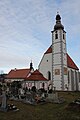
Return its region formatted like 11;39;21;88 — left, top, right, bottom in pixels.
54;13;64;30
51;13;68;91
57;11;59;14
30;60;33;70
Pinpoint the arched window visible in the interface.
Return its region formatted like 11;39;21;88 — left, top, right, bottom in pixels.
79;72;80;82
71;70;74;91
42;82;45;88
48;71;51;80
63;33;65;39
55;31;58;39
68;71;70;84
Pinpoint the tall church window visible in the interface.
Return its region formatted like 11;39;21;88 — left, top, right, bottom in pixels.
71;70;74;91
75;71;78;91
68;71;70;84
55;31;58;39
48;71;51;80
42;82;45;89
79;72;80;82
63;33;65;39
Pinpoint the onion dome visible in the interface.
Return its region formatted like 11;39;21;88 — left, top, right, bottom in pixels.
54;13;64;30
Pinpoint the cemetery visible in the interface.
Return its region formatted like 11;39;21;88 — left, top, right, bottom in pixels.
0;82;80;120
0;81;66;107
0;92;80;120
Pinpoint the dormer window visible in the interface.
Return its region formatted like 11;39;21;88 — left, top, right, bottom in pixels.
55;31;58;39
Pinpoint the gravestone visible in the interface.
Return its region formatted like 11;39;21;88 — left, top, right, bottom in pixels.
24;91;35;104
1;91;7;109
46;92;58;102
47;92;65;103
0;91;7;111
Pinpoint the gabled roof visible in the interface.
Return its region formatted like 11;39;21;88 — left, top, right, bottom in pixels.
67;54;79;70
25;69;48;81
44;45;52;54
6;68;30;79
44;46;79;70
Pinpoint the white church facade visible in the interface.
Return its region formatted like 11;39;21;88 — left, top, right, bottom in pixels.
38;13;80;91
5;13;80;91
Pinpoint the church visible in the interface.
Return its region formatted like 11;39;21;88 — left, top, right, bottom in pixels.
38;13;80;91
6;13;80;91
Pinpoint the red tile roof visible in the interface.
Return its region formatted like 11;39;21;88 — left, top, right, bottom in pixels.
44;45;52;54
67;54;79;70
45;46;79;70
6;68;30;79
25;69;48;81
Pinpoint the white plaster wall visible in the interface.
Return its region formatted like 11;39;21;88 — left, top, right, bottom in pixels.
76;71;79;90
63;43;67;53
54;43;61;53
23;81;48;90
53;54;61;65
53;80;61;90
68;68;72;91
38;53;52;80
38;52;80;91
63;53;67;65
68;68;80;91
79;83;80;91
5;78;24;82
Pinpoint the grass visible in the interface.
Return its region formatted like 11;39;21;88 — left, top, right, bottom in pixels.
0;92;80;120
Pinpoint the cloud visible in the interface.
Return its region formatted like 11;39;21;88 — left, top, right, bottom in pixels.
0;0;80;73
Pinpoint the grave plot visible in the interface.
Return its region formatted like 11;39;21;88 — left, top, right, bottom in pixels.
66;98;80;111
23;91;47;105
0;90;19;112
46;92;65;104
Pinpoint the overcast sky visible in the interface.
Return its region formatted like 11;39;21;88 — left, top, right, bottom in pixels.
0;0;80;73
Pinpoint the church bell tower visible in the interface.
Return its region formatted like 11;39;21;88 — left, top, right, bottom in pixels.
51;13;68;91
